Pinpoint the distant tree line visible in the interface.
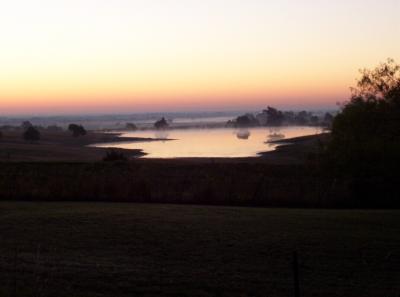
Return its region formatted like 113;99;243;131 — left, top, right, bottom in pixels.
0;121;89;143
0;123;63;132
123;118;169;130
227;107;334;128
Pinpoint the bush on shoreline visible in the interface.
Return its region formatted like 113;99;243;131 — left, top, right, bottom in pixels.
103;150;128;162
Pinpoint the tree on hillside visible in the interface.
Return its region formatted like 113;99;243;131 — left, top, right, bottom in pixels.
23;126;40;142
68;124;87;137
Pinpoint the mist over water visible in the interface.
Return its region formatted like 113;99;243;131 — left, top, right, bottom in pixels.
95;126;321;158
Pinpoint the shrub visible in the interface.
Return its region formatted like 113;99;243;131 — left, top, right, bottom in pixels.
23;126;40;142
68;124;87;137
103;150;128;162
126;123;137;130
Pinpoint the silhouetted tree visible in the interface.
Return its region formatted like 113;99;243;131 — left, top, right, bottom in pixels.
326;59;400;205
329;59;400;165
23;126;40;142
265;106;284;126
283;111;295;124
323;112;334;127
154;118;169;130
68;124;87;137
21;121;33;130
255;111;268;126
126;122;137;130
294;111;309;125
230;108;325;127
235;114;259;127
310;115;319;126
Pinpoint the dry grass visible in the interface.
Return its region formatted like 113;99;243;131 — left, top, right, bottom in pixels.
0;130;148;161
0;160;349;207
0;202;398;297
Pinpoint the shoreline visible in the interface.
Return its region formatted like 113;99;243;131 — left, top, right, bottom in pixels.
0;130;163;161
102;129;328;163
0;127;328;162
257;132;330;164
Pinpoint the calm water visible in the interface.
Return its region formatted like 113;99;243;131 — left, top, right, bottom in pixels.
95;126;321;158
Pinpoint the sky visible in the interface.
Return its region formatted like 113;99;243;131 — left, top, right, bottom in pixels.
0;0;399;115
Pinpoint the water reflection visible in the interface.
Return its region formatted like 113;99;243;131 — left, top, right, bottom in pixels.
95;127;320;158
267;133;285;142
236;129;251;140
154;131;170;140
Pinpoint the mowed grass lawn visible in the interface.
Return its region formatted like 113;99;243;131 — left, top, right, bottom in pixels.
0;203;399;297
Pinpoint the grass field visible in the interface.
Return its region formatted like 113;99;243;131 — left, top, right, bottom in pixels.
0;202;398;297
0;130;148;161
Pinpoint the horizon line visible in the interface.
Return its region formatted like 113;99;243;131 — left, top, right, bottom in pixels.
0;106;339;119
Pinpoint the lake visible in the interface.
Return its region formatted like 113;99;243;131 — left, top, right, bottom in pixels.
95;126;321;158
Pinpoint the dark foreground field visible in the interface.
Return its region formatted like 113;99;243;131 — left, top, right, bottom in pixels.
0;202;399;297
0;161;350;208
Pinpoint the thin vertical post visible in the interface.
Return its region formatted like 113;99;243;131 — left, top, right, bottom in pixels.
13;248;18;297
293;251;300;297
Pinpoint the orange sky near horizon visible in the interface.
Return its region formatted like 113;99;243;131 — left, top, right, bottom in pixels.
1;0;399;115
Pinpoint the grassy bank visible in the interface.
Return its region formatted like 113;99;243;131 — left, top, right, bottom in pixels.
0;130;162;161
0;202;398;297
0;131;397;208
